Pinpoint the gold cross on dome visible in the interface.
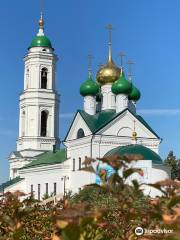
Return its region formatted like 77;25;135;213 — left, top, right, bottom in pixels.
106;24;114;45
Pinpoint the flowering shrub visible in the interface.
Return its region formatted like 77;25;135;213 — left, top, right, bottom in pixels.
0;154;179;240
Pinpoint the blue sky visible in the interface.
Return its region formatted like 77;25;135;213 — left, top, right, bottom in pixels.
0;0;180;184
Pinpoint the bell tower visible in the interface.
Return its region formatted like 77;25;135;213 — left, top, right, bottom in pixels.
17;14;60;152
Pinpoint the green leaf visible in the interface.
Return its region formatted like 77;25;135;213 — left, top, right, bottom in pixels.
167;196;180;208
132;180;140;191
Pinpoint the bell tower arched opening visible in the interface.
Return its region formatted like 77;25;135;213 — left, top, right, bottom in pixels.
41;68;48;89
41;110;48;137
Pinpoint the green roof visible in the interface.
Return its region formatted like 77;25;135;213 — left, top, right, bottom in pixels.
0;176;24;192
104;144;162;164
29;35;52;49
65;108;160;140
21;149;66;170
79;109;117;133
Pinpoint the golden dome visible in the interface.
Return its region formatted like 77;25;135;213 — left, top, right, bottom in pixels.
96;58;121;85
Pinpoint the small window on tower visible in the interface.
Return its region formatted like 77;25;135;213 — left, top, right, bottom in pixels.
26;68;29;88
77;128;85;139
42;49;47;52
41;68;48;89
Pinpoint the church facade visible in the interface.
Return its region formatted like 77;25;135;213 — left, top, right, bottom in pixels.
0;16;170;199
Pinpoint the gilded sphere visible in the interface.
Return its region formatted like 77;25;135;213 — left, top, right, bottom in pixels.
39;18;44;28
132;131;137;138
96;60;121;85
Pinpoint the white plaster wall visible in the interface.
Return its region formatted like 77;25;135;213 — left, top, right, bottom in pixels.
3;180;26;194
100;111;155;138
101;84;116;110
127;160;170;197
84;96;96;115
116;94;128;113
19;164;70;200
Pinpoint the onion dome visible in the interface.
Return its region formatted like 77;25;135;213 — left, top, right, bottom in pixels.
80;76;99;97
29;14;52;49
96;58;121;85
128;85;141;101
30;36;52;48
112;69;132;95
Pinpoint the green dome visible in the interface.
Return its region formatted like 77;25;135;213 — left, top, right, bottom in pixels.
128;85;141;101
80;76;99;97
104;144;162;164
29;35;52;49
112;72;132;95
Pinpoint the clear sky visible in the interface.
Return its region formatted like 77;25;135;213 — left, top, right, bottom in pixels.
0;0;180;184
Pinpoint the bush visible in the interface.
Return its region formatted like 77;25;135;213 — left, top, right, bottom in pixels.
0;154;179;240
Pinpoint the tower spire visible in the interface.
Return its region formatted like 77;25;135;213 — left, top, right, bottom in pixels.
106;24;113;62
37;0;45;36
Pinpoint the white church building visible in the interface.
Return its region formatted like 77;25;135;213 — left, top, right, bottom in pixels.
0;16;170;199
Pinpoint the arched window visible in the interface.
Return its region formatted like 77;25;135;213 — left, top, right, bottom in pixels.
41;68;48;89
41;111;48;136
77;128;85;139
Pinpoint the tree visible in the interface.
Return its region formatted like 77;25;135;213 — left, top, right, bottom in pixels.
164;151;180;180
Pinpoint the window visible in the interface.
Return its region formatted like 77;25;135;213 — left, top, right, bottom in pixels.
13;169;17;178
26;68;29;88
79;157;81;170
41;68;48;89
54;183;57;195
45;183;48;195
38;184;41;201
22;110;25;136
77;128;85;139
73;158;75;171
31;184;33;196
40;111;48;136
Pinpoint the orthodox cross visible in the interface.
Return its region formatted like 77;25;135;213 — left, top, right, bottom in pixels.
106;24;114;61
119;52;126;67
127;59;134;81
88;54;93;77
